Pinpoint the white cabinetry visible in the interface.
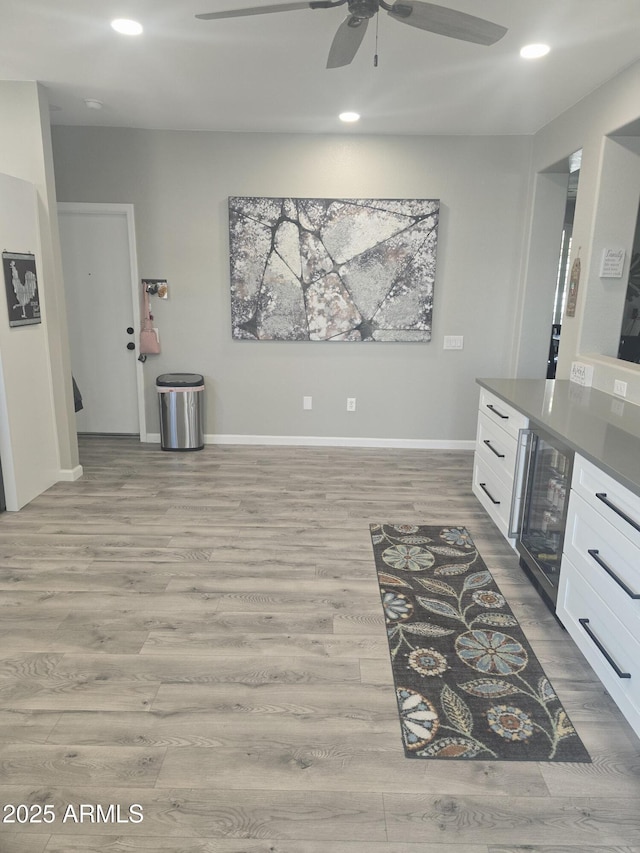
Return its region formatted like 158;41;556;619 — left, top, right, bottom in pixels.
472;388;528;545
558;454;640;738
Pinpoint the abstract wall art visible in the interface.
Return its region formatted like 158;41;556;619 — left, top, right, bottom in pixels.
228;196;439;341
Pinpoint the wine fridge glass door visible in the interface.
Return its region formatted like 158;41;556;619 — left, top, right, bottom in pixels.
517;431;573;606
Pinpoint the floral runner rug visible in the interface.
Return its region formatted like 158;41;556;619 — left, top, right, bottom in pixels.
370;523;590;761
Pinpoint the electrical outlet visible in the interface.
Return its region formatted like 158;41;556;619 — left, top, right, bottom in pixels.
346;397;356;412
614;379;627;397
303;396;312;410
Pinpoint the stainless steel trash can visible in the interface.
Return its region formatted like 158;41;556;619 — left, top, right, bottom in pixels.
157;373;204;451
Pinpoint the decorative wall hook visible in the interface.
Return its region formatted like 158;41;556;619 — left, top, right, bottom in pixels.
142;279;168;298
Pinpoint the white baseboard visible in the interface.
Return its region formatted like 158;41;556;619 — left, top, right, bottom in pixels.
58;465;84;481
145;433;474;450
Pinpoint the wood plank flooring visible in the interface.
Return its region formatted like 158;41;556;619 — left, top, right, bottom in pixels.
0;436;639;853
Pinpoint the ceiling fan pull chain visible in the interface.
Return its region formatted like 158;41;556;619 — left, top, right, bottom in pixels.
374;6;379;66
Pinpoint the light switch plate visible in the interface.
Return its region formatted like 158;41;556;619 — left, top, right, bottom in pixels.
443;335;464;350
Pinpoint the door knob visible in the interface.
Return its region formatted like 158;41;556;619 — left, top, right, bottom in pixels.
127;342;135;350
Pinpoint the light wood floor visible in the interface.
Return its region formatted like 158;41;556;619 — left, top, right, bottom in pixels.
0;436;639;853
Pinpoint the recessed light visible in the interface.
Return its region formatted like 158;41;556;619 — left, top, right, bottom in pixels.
84;98;103;110
339;111;360;123
111;18;143;35
520;43;550;59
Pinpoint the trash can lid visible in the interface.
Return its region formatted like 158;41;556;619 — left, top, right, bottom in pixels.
156;373;204;388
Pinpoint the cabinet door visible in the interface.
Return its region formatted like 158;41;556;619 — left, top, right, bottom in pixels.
475;412;518;484
479;388;529;442
564;490;640;635
572;455;640;551
558;555;640;738
472;453;513;537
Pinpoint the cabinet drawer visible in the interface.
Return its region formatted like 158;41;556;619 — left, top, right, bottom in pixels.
479;388;529;442
472;453;513;538
572;454;640;551
564;490;640;638
475;412;518;485
558;555;640;738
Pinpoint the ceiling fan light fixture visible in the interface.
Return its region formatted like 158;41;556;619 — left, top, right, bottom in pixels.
339;111;360;123
520;43;550;59
111;18;143;36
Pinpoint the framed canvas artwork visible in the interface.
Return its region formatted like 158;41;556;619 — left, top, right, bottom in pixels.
228;197;439;341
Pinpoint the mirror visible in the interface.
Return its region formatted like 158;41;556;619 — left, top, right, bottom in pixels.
617;197;640;364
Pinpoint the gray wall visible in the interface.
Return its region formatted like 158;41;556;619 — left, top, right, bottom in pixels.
51;128;532;443
0;81;80;510
531;59;640;403
0;172;61;508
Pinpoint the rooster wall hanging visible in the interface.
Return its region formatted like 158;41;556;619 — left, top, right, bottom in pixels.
2;251;41;327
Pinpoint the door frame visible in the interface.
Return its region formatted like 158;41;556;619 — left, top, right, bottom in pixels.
58;201;148;441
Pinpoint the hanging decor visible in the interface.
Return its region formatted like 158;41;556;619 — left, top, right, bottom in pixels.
3;251;41;327
228;197;439;341
565;250;581;318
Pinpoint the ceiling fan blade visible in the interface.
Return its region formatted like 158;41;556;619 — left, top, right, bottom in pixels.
196;3;314;21
196;1;346;20
326;15;369;68
386;1;507;45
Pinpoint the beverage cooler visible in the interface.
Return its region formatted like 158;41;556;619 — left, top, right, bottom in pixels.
514;427;574;611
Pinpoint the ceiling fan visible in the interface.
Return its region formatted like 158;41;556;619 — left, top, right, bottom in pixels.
195;0;508;69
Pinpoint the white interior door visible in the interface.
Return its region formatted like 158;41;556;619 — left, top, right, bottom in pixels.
58;206;141;434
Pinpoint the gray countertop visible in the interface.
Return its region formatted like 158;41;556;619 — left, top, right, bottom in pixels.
477;378;640;499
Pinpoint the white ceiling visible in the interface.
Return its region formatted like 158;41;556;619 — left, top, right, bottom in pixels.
2;0;640;136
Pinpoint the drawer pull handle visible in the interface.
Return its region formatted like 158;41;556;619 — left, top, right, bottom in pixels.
486;403;509;420
578;618;631;679
595;492;640;534
483;439;505;458
479;482;500;505
588;549;640;599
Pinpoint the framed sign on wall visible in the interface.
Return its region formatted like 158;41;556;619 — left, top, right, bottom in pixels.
2;251;41;327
